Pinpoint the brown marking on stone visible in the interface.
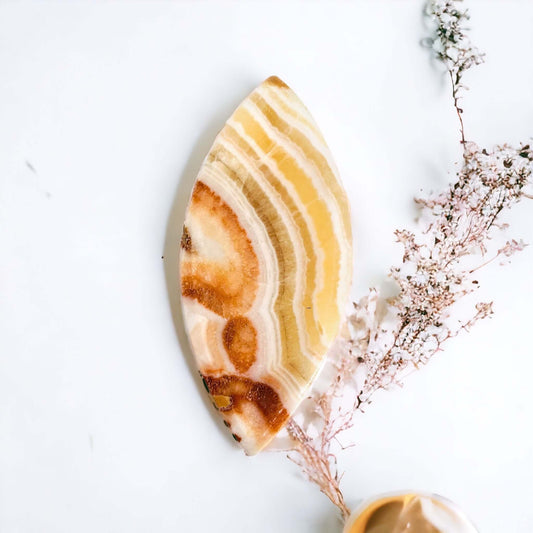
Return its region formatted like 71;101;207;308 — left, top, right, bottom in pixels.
181;278;228;318
223;316;257;373
180;226;193;252
265;76;289;90
202;374;288;435
180;181;259;318
207;141;315;383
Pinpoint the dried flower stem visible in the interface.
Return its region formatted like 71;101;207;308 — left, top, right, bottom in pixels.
286;419;350;521
285;0;533;521
426;0;484;145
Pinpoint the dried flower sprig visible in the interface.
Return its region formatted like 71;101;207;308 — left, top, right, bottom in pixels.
284;0;533;520
424;0;485;144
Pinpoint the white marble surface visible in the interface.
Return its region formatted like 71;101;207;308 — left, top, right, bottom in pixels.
1;2;532;532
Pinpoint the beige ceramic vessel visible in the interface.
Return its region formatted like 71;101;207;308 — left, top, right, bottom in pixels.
343;491;478;533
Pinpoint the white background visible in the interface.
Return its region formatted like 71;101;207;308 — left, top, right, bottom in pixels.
1;1;532;532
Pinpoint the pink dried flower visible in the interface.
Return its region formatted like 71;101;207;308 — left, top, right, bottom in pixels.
284;0;533;520
498;239;528;258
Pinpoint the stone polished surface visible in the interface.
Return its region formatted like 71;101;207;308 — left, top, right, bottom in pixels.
180;76;352;454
